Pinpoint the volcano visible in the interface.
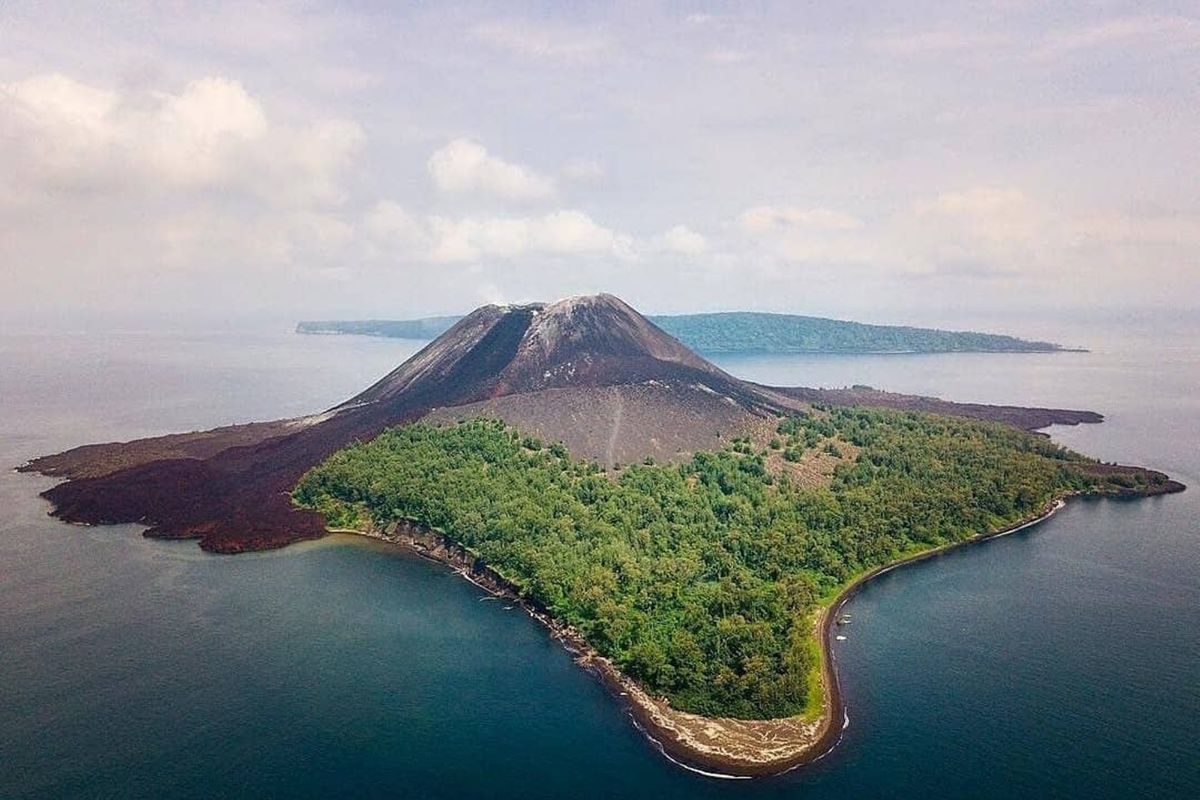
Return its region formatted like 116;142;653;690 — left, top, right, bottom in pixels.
22;294;1106;553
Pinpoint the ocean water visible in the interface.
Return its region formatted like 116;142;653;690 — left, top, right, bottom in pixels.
1;327;1197;799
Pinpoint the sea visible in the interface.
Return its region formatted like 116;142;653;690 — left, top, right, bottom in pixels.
1;321;1197;799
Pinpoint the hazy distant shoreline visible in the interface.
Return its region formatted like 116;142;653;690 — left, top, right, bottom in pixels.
297;311;1080;356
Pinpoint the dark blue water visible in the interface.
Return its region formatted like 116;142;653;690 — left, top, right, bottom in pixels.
2;329;1197;798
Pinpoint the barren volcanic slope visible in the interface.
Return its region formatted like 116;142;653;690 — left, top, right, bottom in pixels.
23;294;1147;554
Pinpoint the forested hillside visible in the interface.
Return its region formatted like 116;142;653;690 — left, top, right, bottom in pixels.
654;312;1066;353
293;408;1143;719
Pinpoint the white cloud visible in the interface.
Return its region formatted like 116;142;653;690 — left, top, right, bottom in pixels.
913;187;1037;244
1040;14;1200;58
427;210;631;263
734;205;877;267
738;206;865;233
0;70;369;318
469;21;612;62
658;224;708;255
150;77;270;185
2;4;1196;323
428;138;556;202
363;200;427;249
889;188;1037;277
0;73;362;206
733;191;1051;276
899;190;1199;284
362;198;694;266
158;207;355;270
729;187;1199;290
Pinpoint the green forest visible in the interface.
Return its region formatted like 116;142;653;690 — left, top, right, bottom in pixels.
293;408;1129;720
652;312;1064;354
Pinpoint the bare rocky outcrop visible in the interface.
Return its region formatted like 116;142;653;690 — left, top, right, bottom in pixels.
763;385;1104;432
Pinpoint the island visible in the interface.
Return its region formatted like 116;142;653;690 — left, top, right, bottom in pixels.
21;294;1180;776
297;310;1079;355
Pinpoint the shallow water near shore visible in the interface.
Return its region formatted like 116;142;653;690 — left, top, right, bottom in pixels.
1;324;1198;798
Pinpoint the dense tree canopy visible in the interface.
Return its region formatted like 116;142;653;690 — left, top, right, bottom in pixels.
294;407;1124;719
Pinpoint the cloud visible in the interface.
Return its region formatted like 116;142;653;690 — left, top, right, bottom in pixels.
913;187;1037;243
427;210;632;263
734;205;878;268
157;207;355;271
658;224;708;255
363;199;706;266
362;196;711;267
902;192;1199;286
872;186;1055;280
152;77;270;187
469;20;613;62
1063;211;1200;289
362;200;427;250
2;2;1195;325
733;190;1051;277
731;187;1199;292
1039;14;1200;58
428;138;556;202
706;50;750;65
738;206;865;233
0;69;369;320
1;73;362;206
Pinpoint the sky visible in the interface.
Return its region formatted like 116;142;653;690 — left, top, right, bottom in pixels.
2;1;1198;332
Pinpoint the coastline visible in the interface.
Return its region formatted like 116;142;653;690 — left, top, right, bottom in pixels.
334;493;1075;778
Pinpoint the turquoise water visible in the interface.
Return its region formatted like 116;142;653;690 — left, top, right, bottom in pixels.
1;329;1197;798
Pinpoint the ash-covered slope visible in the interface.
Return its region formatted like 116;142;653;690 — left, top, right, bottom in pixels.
341;303;538;407
22;293;1109;552
342;294;762;408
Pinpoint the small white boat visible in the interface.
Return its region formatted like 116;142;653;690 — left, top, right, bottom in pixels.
835;635;847;641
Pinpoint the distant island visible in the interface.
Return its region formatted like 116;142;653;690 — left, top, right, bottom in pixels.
24;295;1170;777
297;311;1079;355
